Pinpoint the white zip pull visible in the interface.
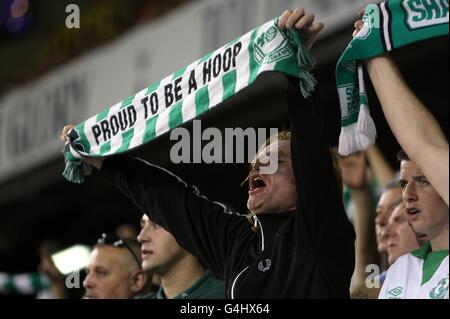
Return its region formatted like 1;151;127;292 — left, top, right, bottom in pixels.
231;266;249;299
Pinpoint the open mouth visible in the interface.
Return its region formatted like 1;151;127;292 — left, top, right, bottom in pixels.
254;177;266;189
406;207;421;216
249;175;267;192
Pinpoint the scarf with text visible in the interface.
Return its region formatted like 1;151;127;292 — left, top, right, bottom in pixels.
63;18;317;183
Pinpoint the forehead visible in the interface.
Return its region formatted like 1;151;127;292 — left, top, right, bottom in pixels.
141;214;160;228
89;246;128;267
255;140;291;160
400;160;423;178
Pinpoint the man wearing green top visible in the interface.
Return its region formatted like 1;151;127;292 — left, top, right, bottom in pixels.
379;151;448;299
137;214;224;299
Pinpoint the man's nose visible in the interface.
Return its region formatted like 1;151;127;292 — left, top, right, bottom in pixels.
83;273;94;289
403;182;418;204
383;223;396;240
137;229;145;243
137;228;152;244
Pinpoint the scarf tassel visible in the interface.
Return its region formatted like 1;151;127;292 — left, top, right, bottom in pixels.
296;44;317;98
62;156;91;184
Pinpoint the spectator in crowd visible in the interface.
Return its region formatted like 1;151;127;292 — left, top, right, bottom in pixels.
378;151;448;299
38;225;158;299
62;7;355;299
338;149;406;298
384;203;421;266
375;180;403;271
114;223;162;291
136;214;224;299
83;234;148;299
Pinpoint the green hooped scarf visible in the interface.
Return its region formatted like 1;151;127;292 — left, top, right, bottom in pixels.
336;0;449;156
63;17;317;183
64;1;449;183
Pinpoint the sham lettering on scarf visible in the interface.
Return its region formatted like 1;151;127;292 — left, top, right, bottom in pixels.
402;0;449;30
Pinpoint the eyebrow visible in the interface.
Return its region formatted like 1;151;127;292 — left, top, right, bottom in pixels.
94;266;108;272
399;175;428;183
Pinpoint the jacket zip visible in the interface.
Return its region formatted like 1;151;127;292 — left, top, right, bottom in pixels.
230;214;265;298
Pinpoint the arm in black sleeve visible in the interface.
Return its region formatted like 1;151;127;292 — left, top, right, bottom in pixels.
287;78;355;257
101;156;248;278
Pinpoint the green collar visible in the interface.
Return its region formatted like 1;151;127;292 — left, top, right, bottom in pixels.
156;270;211;299
411;241;449;259
411;241;433;259
411;241;449;285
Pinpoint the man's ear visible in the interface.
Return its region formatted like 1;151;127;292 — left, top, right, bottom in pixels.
130;269;147;293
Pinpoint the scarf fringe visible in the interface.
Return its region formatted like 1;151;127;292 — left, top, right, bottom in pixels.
338;124;358;156
338;104;377;156
296;46;317;98
356;103;377;148
62;158;91;184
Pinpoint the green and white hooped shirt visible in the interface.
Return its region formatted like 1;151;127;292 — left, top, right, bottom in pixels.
380;242;449;299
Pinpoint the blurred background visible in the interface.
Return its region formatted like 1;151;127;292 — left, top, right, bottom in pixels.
0;0;447;298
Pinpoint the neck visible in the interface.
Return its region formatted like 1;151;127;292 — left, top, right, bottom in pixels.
430;223;449;252
160;256;205;299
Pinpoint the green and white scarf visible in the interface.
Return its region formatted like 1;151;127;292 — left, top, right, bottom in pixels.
0;272;50;295
336;0;449;155
63;18;317;183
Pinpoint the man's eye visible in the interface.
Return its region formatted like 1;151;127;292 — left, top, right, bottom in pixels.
418;179;430;186
96;270;107;276
399;181;407;189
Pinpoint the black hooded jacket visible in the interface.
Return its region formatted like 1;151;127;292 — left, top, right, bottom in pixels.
101;79;355;298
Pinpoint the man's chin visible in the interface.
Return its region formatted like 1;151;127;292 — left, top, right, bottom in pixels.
409;220;426;235
247;195;265;211
247;202;263;214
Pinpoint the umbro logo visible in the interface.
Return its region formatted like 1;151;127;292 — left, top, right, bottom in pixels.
387;286;404;299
